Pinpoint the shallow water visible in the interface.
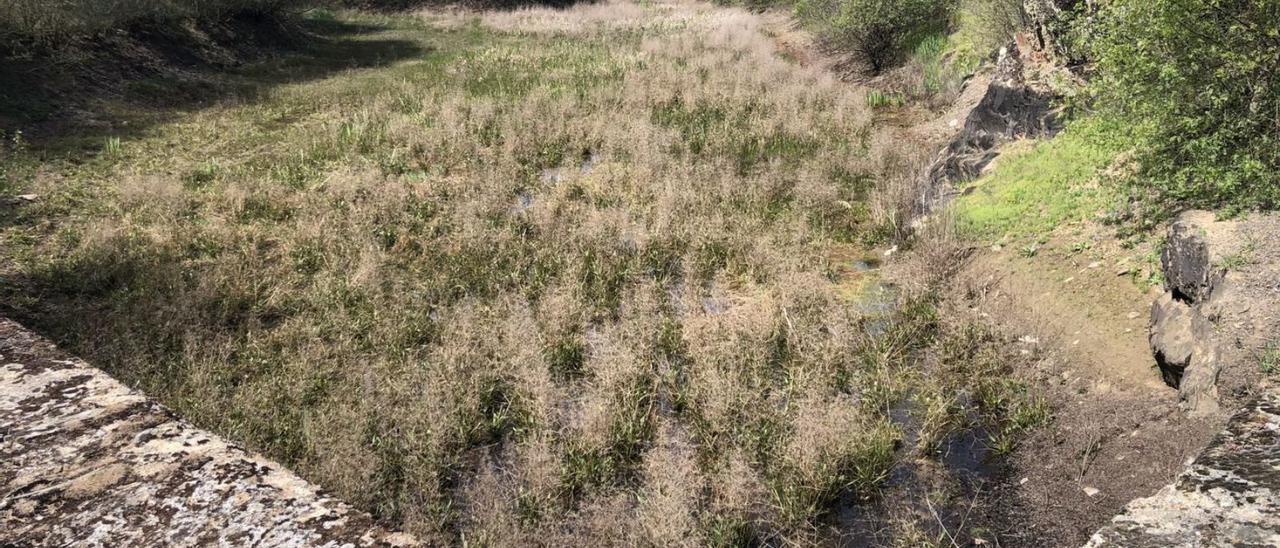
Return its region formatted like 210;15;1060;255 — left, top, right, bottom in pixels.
826;256;1001;545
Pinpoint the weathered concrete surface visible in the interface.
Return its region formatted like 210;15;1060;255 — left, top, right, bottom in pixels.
0;317;417;547
1085;390;1280;547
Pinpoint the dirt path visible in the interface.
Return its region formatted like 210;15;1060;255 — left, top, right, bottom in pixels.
947;236;1221;544
962;242;1168;395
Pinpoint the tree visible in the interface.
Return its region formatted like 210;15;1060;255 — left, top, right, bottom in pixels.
796;0;954;74
1090;0;1280;211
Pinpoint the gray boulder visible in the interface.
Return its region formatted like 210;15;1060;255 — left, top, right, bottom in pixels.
1149;293;1220;415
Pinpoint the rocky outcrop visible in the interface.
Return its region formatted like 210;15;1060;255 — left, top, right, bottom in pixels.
1085;390;1280;547
0;317;417;547
1148;211;1242;416
1150;293;1221;412
1162;213;1228;304
927;41;1057;187
1091;211;1280;546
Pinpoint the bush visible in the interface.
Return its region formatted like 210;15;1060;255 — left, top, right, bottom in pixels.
795;0;954;74
952;0;1025;60
1089;0;1280;212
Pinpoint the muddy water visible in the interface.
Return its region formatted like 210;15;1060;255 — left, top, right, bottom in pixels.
826;254;1001;546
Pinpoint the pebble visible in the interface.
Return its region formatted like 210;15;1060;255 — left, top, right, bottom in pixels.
1088;261;1102;268
1083;487;1100;497
1127;311;1141;320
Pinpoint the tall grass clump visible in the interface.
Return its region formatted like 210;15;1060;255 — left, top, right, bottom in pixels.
865;89;906;109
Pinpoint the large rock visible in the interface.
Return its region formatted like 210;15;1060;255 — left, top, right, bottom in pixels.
1148;211;1243;415
1149;293;1220;415
927;42;1057;187
1085;390;1280;547
0;317;417;547
1162;211;1226;304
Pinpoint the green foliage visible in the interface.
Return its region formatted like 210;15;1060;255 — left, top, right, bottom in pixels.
1261;340;1280;375
865;89;906;109
1089;0;1280;213
909;32;979;99
102;136;123;160
913;33;950;93
795;0;955;73
951;0;1025;60
953;116;1129;241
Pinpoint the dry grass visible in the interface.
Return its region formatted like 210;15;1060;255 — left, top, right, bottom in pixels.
0;1;1046;544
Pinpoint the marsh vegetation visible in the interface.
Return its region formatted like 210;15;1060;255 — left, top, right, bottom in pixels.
0;1;1056;545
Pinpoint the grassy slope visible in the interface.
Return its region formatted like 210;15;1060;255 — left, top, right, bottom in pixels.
952;117;1129;244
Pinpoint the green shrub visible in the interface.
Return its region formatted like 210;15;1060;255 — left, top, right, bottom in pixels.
1089;0;1280;213
795;0;955;73
952;0;1025;60
865;89;906;109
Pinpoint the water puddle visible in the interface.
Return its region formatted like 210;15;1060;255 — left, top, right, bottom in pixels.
892;394;998;486
940;397;996;486
538;151;602;184
851;257;882;272
827;394;1000;545
823;245;1003;544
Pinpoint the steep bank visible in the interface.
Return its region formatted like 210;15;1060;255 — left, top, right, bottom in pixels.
904;12;1280;544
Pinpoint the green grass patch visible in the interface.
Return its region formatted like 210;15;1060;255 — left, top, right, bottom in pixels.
952;117;1129;242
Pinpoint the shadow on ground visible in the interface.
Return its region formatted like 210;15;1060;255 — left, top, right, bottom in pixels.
0;12;427;143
